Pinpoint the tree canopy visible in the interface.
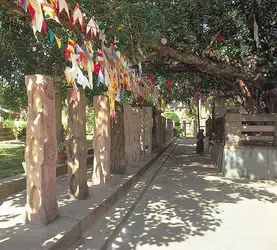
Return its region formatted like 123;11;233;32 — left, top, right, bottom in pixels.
0;0;276;111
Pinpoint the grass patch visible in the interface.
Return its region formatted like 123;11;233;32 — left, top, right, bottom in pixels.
0;135;93;179
0;142;25;179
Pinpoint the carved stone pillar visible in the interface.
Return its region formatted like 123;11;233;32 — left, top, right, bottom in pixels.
224;112;242;147
143;107;153;154
92;96;111;185
53;76;63;146
25;75;58;225
131;107;141;162
165;119;169;141
182;120;186;137
152;110;158;148
139;108;145;157
167;119;174;139
124;105;132;165
66;89;89;200
111;103;126;174
155;112;163;147
162;117;166;143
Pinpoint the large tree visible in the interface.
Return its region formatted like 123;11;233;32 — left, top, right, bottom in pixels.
0;0;276;110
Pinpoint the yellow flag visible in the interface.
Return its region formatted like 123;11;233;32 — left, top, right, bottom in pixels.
54;34;61;49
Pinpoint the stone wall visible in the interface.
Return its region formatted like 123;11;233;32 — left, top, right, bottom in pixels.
0;128;15;141
213;142;277;180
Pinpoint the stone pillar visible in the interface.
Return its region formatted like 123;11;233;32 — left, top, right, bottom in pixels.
139;108;145;157
131;107;141;162
25;74;58;225
165;119;169;141
182;120;186;137
66;88;89;200
111;103;126;174
53;76;63;146
155;112;163;147
274;120;277;147
92;96;111;185
162;117;166;143
206;117;212;138
166;119;174;140
143;107;153;154
152;110;158;148
124;105;132;165
224;112;242;147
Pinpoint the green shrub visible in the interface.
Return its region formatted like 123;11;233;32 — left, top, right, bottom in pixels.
16;127;26;142
86;110;94;134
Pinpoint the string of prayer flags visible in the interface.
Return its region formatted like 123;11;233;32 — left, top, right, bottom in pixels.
41;2;60;24
86;17;99;37
49;0;57;10
54;34;61;48
71;3;85;32
16;0;163;108
57;0;70;19
49;30;55;45
65;38;75;60
97;68;105;86
27;0;45;37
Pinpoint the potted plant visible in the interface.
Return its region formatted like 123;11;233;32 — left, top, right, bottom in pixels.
57;141;67;164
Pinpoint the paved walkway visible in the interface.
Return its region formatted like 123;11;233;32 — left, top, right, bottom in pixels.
110;138;277;250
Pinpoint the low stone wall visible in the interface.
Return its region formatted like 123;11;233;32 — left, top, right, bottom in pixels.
0;154;94;199
0;128;15;141
212;142;277;180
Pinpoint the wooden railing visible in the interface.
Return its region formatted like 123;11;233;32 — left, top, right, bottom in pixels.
214;112;277;146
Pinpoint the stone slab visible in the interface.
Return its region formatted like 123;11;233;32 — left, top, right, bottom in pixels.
71;138;177;250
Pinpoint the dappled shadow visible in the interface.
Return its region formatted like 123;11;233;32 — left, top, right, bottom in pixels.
111;138;277;249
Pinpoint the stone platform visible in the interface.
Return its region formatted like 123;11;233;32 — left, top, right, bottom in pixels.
0;139;175;250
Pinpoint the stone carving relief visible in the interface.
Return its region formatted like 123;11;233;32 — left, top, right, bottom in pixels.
224;121;241;147
139;108;145;157
143;107;153;154
66;88;89;200
25;75;58;225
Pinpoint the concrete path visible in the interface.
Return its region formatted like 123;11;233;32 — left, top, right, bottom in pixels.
109;138;277;250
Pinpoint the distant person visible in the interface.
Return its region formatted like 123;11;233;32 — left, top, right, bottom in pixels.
196;129;204;155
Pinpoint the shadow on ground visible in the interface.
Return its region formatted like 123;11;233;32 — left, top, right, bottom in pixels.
110;138;277;249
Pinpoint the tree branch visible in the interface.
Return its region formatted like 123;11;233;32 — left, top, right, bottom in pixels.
153;44;270;86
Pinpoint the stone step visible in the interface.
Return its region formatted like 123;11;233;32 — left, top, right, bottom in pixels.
71;140;177;250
